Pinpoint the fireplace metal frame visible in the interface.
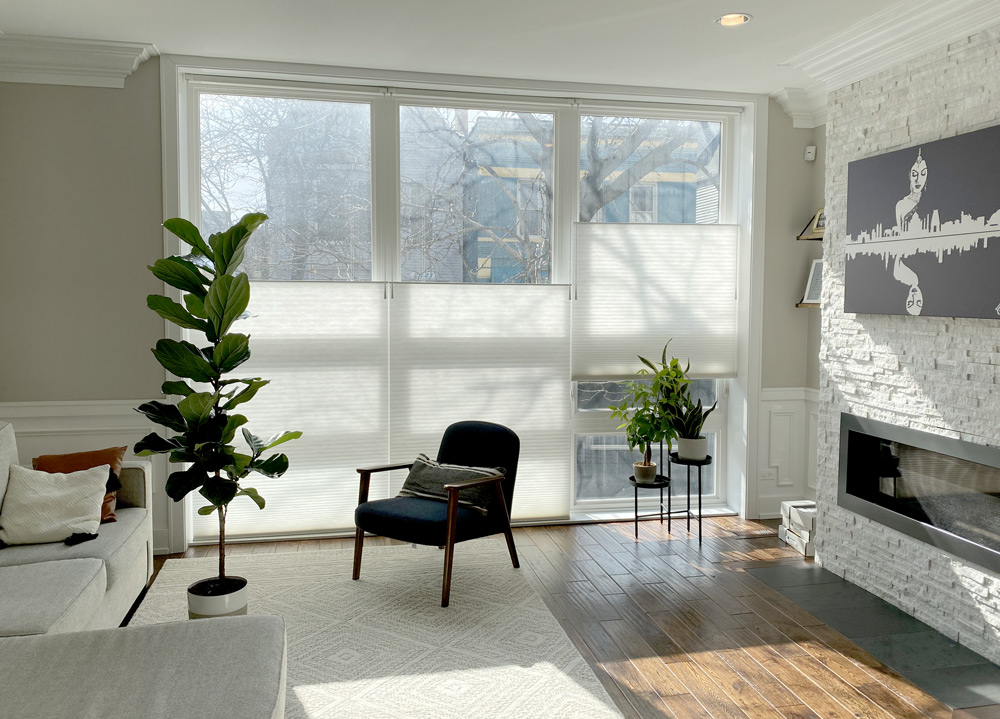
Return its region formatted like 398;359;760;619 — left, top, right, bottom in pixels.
838;412;1000;574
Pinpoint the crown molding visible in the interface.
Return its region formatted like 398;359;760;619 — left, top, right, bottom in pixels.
0;35;157;88
772;86;828;128
783;0;1000;93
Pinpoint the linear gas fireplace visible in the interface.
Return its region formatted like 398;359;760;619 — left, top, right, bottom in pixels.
839;413;1000;573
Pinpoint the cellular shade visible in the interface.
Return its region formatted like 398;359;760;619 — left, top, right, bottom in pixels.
572;222;739;379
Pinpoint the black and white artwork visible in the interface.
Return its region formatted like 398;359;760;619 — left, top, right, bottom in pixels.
845;124;1000;318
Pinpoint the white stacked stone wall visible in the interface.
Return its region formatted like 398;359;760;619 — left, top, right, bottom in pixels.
818;26;1000;663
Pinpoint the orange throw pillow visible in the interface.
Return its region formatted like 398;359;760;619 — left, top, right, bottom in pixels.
33;446;127;523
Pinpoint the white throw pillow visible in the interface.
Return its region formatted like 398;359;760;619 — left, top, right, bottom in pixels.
0;464;108;545
0;422;17;509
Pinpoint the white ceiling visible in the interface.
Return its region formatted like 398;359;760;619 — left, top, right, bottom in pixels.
0;0;903;94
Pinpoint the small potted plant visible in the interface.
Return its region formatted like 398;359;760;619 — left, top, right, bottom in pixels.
134;213;301;619
670;388;717;461
611;343;689;482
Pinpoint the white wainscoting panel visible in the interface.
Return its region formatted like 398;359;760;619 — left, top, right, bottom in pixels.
0;400;177;554
756;388;820;518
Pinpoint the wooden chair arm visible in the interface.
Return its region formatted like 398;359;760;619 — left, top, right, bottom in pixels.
356;463;414;474
443;473;505;491
356;462;414;505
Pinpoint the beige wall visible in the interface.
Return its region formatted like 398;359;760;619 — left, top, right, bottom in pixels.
761;99;825;389
0;59;164;402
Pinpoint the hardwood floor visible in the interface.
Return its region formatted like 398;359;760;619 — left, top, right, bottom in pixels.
153;518;958;719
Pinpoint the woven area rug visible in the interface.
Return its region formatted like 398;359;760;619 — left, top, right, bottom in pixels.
131;539;621;719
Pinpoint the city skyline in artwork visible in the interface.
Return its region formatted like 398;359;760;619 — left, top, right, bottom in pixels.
845;124;1000;319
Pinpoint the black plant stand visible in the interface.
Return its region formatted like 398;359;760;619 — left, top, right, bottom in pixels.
667;452;712;543
628;474;670;539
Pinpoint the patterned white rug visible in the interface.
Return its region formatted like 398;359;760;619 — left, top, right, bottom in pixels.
132;538;621;719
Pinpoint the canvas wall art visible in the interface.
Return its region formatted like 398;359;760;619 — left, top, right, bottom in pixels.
845;124;1000;318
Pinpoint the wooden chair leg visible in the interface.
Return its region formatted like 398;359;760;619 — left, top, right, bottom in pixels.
352;527;364;580
494;482;519;568
442;493;459;607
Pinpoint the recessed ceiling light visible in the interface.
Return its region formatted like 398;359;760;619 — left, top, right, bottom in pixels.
716;13;752;27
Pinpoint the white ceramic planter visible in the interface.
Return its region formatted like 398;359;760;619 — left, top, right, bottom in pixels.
187;576;249;620
676;437;708;461
633;462;658;483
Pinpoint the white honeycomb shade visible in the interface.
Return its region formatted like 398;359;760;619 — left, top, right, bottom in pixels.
193;281;571;540
572;222;740;379
192;282;390;540
388;283;572;522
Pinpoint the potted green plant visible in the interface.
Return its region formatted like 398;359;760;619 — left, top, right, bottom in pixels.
134;213;301;619
611;343;689;483
670;387;717;461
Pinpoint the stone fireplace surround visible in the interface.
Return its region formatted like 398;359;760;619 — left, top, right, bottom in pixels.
817;25;1000;664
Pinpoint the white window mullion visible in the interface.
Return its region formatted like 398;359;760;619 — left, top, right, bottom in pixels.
371;92;400;282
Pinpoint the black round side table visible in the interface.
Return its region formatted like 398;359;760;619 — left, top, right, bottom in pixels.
627;474;670;539
668;452;712;543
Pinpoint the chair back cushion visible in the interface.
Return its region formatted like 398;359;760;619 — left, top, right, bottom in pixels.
437;421;519;517
397;454;501;514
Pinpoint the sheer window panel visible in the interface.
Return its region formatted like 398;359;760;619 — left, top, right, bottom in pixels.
572;222;739;379
190;282;388;540
388;283;571;521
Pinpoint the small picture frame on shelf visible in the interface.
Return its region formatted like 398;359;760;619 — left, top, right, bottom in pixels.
799;259;823;305
797;207;826;240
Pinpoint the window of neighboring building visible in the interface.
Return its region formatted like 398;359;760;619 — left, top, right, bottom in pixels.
629;182;657;223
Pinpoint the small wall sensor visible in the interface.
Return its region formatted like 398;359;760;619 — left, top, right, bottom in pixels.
804;145;817;162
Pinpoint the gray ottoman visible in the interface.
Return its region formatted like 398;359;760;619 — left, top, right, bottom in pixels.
0;558;106;636
0;615;287;719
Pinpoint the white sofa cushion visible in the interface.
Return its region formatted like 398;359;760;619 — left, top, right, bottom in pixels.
0;558;106;636
0;464;107;545
0;422;17;509
0;507;147;588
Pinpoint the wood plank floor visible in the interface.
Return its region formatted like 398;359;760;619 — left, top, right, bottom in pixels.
152;518;960;719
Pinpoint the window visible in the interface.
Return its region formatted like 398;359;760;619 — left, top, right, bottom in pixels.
629;183;657;223
175;74;742;540
399;106;553;284
200;93;372;281
580;115;721;225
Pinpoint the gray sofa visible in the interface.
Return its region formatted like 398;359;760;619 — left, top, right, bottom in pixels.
0;422;153;637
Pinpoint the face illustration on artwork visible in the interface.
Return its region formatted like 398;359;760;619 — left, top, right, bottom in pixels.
906;285;923;315
910;150;928;194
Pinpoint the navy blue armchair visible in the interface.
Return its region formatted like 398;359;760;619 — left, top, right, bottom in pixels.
352;421;520;607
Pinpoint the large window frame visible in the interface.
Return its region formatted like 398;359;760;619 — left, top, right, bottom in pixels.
159;56;762;552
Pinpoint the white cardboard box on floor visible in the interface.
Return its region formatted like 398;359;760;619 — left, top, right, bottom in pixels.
779;524;815;557
780;500;817;531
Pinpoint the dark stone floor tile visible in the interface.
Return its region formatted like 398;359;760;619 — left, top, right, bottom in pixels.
745;564;842;587
904;663;1000;709
806;602;930;638
853;630;987;673
776;581;884;610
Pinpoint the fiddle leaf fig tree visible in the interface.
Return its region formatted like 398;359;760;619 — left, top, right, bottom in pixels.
134;214;301;580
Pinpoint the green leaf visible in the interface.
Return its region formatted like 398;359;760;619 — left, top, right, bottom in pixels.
213;333;251;373
152;339;216;383
197;505;218;516
223;451;253;479
147;294;209;332
204;273;250;339
162;380;195;397
222;414;249;443
242;428;264;453
200;476;239;506
165;466;209;501
210;213;267;275
250;453;289;478
237;487;265;510
261;430;302;451
176;391;217;424
136;401;187;432
184;294;207;319
148;257;208;298
133;431;183;456
223;378;269;410
163;218;213;257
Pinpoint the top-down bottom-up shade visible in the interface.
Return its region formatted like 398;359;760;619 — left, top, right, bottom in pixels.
572;222;740;379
